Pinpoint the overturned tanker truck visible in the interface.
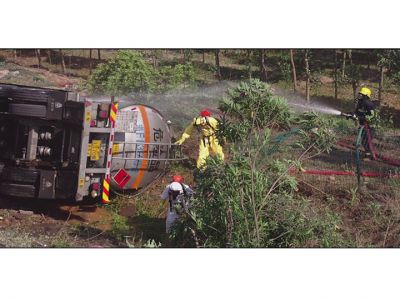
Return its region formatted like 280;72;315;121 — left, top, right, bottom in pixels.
0;83;184;203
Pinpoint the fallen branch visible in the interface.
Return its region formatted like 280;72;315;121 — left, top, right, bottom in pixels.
382;220;393;247
85;229;107;242
189;227;200;248
298;179;329;197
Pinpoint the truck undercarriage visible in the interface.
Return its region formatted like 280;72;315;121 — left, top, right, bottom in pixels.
0;83;84;199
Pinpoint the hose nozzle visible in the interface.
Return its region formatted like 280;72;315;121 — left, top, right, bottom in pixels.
340;112;356;120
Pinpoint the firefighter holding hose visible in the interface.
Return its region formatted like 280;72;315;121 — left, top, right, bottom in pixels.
341;87;378;159
175;109;224;169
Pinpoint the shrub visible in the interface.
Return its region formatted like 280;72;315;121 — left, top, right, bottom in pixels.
172;154;344;248
170;79;345;248
158;63;195;90
276;53;292;82
218;79;293;143
170;63;195;88
110;214;130;242
295;112;338;156
87;50;157;95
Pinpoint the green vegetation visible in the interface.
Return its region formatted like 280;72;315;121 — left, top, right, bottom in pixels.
1;49;399;248
171;79;346;247
87;50;197;95
295;112;337;155
87;51;157;95
218;79;292;144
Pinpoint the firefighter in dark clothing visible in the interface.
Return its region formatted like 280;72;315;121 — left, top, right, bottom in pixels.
352;87;377;159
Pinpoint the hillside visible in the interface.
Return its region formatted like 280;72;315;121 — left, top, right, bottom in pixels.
0;49;400;247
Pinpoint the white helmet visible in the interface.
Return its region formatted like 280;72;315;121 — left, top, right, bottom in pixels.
169;182;183;192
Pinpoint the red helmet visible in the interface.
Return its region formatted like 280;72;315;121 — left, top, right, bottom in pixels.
200;109;211;117
172;175;184;183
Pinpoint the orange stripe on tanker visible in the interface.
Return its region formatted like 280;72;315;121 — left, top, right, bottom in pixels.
131;105;150;189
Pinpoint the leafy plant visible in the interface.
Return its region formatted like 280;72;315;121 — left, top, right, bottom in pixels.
110;214;130;242
172;153;344;248
33;75;44;82
377;50;400;85
155;63;197;90
295;112;338;156
348;187;359;207
277;52;292;82
170;81;344;248
125;236;162;248
171;63;195;88
218;79;293;143
87;50;157;95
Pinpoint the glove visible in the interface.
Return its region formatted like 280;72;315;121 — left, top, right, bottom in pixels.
175;140;183;145
175;133;190;145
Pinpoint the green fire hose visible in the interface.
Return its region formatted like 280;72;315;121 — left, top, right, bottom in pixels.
355;126;364;187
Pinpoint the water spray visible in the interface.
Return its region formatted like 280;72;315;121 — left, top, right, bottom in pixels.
289;102;342;116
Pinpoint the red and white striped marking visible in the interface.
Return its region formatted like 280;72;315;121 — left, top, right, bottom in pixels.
102;102;119;204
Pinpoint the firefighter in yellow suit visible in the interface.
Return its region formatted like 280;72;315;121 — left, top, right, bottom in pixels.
175;109;224;169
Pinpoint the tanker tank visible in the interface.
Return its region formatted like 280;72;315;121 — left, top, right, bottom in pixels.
110;104;182;192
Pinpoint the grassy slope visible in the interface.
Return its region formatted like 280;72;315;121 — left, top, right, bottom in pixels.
1;49;400;247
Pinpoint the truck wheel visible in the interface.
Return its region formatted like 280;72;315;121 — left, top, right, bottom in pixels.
0;183;36;198
1;167;39;184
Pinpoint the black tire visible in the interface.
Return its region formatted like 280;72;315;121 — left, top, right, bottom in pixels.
9;103;47;117
0;183;36;198
1;167;39;184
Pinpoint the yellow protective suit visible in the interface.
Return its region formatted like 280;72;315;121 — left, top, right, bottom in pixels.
176;116;224;169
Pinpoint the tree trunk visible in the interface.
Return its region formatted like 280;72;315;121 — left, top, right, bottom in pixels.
378;65;384;103
341;50;346;80
215;49;221;81
47;50;52;65
202;50;205;64
305;50;311;102
260;49;267;82
181;49;184;63
348;49;352;65
14;49;17;63
349;50;357;99
152;50;158;68
59;50;66;74
247;50;252;79
334;50;338;101
97;50;101;60
35;49;42;68
89;49;92;75
352;83;357;99
289;49;297;92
